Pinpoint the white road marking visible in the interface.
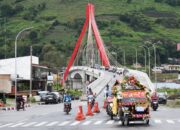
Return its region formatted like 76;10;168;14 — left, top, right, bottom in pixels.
46;121;59;126
154;119;162;124
82;121;92;125
70;121;80;126
0;123;14;128
167;120;175;124
106;120;114;125
94;120;103;125
34;121;47;127
58;121;70;126
22;122;37;127
10;122;25;127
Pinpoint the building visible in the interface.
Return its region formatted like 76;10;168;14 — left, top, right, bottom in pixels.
162;64;180;73
0;56;49;95
0;56;38;80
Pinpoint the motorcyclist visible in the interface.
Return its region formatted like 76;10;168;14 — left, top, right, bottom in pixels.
16;95;25;110
104;84;112;99
63;93;71;109
87;88;95;108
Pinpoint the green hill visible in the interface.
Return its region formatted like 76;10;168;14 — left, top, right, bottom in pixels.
0;0;180;68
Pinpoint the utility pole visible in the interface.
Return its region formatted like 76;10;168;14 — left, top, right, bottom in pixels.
123;50;126;66
152;44;157;89
30;46;32;99
135;48;137;70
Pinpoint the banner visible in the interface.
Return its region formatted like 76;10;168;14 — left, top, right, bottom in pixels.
177;43;180;51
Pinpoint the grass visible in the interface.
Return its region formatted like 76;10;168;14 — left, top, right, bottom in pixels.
167;99;180;108
153;73;178;82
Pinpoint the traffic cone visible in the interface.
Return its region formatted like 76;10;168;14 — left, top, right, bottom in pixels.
75;106;85;121
93;102;100;113
86;103;94;116
103;99;107;109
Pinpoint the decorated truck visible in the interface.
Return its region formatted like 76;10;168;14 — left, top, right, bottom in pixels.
110;76;151;126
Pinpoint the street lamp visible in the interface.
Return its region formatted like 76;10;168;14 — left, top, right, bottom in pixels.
139;46;147;72
15;27;33;108
142;45;151;78
152;44;157;89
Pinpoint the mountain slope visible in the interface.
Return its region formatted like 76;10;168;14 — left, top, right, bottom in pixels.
0;0;180;67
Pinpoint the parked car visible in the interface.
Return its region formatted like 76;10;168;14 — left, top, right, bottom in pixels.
44;92;63;104
51;92;63;103
37;91;49;102
158;92;167;104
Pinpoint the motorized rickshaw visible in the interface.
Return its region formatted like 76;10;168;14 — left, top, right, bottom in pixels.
110;76;151;126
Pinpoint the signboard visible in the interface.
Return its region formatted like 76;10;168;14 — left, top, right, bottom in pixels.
122;91;146;98
47;75;53;81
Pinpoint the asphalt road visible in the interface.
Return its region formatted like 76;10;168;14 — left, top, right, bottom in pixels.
0;96;180;130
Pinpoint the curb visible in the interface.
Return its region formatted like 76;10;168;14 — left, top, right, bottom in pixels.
38;102;45;105
0;104;31;111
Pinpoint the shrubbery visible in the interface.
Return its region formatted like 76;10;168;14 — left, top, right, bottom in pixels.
67;89;82;97
155;18;180;28
155;0;180;6
119;12;152;32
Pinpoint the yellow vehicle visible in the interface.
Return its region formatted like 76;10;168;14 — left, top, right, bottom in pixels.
111;76;150;126
117;90;150;126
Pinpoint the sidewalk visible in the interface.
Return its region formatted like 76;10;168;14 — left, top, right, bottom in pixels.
0;98;31;111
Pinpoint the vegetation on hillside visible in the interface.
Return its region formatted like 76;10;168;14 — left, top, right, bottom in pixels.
0;0;180;69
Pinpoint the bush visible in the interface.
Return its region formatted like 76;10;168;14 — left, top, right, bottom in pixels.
154;0;180;6
155;18;180;28
120;12;152;32
15;0;25;3
67;89;82;97
52;20;60;26
96;20;109;29
14;5;24;14
0;4;14;17
29;97;36;103
29;31;38;42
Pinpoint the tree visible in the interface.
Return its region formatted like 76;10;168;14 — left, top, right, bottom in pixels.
127;0;132;3
0;4;14;17
29;31;38;42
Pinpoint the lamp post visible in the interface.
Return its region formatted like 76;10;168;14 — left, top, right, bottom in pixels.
142;45;151;78
147;42;159;89
152;44;157;89
139;46;147;72
15;27;33;108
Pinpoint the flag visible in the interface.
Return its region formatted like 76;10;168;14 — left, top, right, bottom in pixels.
177;43;180;51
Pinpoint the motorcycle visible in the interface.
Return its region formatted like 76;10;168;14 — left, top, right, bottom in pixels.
16;95;25;111
64;100;71;114
151;92;159;111
16;101;25;111
106;97;114;119
151;100;159;111
87;95;95;109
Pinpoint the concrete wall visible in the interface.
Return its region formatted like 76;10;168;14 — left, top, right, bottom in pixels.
0;56;39;80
